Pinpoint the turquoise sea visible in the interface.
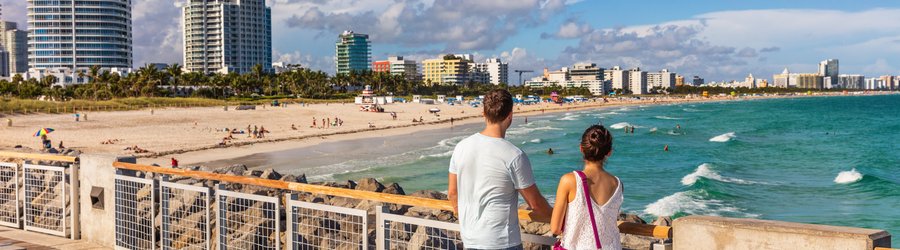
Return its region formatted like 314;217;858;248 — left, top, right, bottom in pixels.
319;94;899;243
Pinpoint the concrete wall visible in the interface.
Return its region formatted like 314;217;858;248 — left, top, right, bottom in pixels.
673;216;892;250
78;154;135;248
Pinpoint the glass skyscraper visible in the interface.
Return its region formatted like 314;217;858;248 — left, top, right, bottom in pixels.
335;30;371;75
27;0;133;69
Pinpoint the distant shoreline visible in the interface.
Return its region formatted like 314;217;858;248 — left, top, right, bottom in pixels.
1;91;894;167
139;91;895;166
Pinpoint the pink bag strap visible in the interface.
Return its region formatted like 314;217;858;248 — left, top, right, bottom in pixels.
575;171;602;249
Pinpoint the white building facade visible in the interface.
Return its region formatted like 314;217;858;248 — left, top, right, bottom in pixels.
183;0;273;74
628;69;647;95
647;69;675;90
27;0;133;70
476;58;508;85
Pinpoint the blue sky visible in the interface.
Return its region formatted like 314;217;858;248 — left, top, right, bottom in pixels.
5;0;900;81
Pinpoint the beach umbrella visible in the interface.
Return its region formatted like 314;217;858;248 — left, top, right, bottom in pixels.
34;128;55;137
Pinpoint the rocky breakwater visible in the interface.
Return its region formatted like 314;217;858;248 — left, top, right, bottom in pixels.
135;164;668;250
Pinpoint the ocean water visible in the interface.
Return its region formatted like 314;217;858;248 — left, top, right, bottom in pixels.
326;95;900;243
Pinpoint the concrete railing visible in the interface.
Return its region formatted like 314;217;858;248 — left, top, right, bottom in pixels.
674;216;892;250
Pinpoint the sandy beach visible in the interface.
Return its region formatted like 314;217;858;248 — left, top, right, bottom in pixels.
0;92;879;167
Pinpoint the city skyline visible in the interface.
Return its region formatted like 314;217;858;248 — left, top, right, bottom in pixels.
4;1;900;80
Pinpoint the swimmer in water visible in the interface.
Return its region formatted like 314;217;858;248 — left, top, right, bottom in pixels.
547;148;554;155
664;144;669;152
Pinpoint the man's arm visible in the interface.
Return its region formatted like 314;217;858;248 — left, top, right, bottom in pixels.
448;173;458;215
518;184;552;222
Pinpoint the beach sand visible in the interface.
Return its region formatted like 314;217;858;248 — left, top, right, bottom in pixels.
1;93;862;167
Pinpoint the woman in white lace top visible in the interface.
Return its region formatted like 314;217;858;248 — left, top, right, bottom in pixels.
550;125;623;249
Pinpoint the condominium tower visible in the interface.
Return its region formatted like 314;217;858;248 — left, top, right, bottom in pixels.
27;0;133;69
183;0;273;74
335;30;371;75
818;59;839;88
475;58;509;85
0;21;27;77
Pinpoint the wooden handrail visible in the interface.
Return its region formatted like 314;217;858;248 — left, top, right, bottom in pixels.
0;151;77;163
874;248;898;250
113;162;673;239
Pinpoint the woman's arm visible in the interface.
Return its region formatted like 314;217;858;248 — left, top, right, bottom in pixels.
550;173;575;235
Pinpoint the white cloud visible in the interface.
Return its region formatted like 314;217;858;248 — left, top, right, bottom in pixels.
283;0;564;50
274;50;334;72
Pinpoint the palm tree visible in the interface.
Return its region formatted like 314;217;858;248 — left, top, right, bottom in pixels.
165;63;183;97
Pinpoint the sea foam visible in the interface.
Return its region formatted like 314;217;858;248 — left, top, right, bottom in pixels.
644;190;759;218
834;168;863;184
655;115;683;120
681;163;760;185
709;132;736;142
610;122;633;129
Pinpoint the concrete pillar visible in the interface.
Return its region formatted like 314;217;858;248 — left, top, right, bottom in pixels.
673;216;892;250
77;154;135;248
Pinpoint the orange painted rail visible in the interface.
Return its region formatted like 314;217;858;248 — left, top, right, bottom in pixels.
113;161;673;239
0;151;77;163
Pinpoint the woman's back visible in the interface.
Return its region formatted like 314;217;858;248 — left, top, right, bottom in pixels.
559;171;623;249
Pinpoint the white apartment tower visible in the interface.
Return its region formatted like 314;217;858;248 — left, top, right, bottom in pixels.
629;68;647;95
647;69;676;89
27;0;133;70
183;0;273;74
605;66;630;90
476;58;509;85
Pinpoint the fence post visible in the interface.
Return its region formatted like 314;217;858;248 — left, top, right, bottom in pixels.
376;205;387;250
69;163;80;240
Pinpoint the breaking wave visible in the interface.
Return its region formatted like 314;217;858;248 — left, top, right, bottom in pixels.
834;169;863;184
681;163;763;186
709;132;736;142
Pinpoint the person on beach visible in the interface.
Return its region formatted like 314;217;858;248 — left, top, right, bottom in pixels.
171;158;179;168
448;89;552;250
75;113;80;122
550;125;622;249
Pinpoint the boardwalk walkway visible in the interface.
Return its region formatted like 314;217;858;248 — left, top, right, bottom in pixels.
0;229;107;250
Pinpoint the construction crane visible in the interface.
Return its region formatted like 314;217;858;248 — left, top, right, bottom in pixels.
514;70;534;86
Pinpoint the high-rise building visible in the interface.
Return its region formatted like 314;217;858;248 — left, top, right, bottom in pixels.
570;63;603;81
692;76;705;86
879;75;895;90
0;21;27;77
773;68;791;88
476;58;509;85
647;69;675;89
675;75;685;87
27;1;133;70
373;56;417;81
795;74;823;89
335;30;371;75
629;68;647;95
604;66;630;90
183;0;272;74
837;74;865;89
818;59;839;88
423;55;469;85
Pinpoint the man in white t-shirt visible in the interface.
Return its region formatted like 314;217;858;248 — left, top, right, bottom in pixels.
448;89;552;250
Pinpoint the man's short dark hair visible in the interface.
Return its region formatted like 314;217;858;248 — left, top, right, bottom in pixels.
483;89;513;124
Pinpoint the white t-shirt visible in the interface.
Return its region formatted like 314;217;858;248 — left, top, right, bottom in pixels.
449;133;536;249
